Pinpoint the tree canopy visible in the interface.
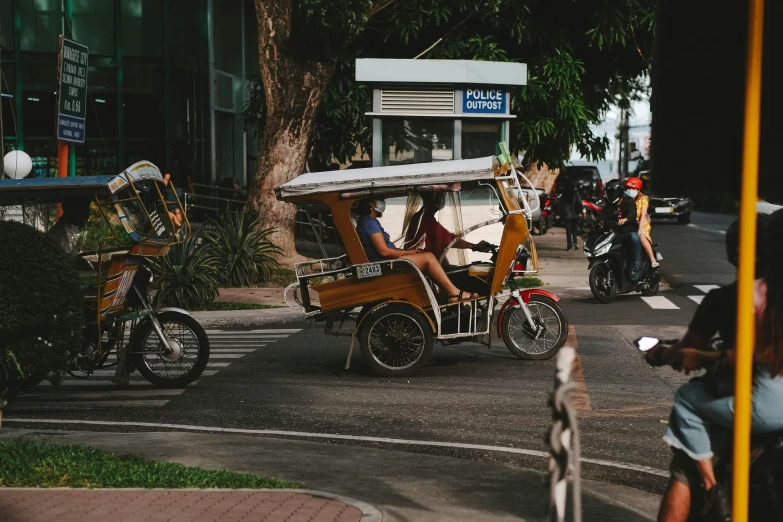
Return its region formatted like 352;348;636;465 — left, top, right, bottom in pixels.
246;0;654;170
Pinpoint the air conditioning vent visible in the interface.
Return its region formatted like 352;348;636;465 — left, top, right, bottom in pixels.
380;85;454;114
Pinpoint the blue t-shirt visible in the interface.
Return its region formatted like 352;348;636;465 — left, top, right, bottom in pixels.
357;215;396;262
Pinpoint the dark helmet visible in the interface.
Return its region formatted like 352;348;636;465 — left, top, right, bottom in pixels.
725;213;770;274
605;179;624;204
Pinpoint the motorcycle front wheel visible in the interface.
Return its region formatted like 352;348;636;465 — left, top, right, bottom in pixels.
131;311;210;388
502;295;568;360
589;264;617;303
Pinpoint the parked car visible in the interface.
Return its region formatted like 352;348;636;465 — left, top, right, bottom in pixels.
555;164;604;201
647;196;693;224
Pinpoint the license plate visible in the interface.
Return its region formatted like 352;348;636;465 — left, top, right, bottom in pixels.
357;264;382;279
655;207;674;214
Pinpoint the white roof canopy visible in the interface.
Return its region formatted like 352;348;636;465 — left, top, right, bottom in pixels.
276;156;496;200
355;59;527;86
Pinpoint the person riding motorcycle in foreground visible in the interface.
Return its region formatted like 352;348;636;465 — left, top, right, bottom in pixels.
601;179;641;281
645;210;783;522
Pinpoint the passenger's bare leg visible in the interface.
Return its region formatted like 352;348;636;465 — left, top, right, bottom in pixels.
658;478;691;522
641;235;657;264
401;252;467;298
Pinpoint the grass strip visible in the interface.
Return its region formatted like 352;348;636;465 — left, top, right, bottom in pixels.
0;439;300;489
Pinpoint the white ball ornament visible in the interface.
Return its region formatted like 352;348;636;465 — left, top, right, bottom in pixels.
3;150;33;179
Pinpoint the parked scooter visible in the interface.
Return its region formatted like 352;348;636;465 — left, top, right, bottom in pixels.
635;337;783;521
583;218;661;303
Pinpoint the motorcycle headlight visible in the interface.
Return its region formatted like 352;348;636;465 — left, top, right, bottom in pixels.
594;243;612;257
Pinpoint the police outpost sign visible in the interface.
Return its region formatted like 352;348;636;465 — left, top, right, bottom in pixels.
56;37;89;143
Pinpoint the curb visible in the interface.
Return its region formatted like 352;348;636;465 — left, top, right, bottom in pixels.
191;308;305;327
0;487;382;521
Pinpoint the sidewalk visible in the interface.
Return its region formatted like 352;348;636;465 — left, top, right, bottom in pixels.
0;428;661;521
0;488;372;522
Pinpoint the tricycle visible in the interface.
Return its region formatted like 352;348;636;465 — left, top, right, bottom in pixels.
276;144;568;376
0;161;210;388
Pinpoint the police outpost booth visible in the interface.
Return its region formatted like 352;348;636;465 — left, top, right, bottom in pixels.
355;59;527;167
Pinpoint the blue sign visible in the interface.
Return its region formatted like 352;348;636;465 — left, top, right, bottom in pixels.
463;88;506;114
57;114;86;142
56;37;89;143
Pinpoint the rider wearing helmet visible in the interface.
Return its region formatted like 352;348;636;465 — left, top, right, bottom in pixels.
624;176;659;268
602;178;641;281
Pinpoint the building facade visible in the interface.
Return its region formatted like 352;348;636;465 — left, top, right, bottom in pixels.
0;0;258;187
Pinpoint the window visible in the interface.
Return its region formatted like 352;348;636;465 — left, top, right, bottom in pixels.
121;0;163;59
1;66;17;139
72;0;115;57
20;0;61;53
462;120;501;159
0;1;13;51
123;66;164;139
382;119;454;166
22;63;57;138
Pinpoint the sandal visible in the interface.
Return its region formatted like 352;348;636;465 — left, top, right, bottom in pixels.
448;291;476;304
701;483;731;522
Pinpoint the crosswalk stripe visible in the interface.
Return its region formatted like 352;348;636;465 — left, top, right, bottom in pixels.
82;369;219;377
20;389;184;399
8;400;169;410
694;285;720;294
205;329;301;334
641;296;680;309
688;296;705;304
203;354;244;359
207;362;230;367
210;348;257;353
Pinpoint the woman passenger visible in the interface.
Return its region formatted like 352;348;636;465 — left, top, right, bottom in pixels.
625;176;659;268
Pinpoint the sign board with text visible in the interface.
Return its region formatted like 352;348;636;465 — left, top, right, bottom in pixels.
56;36;89;143
462;88;506;114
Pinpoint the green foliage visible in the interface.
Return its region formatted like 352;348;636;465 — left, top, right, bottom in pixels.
151;231;220;310
0;221;84;390
0;440;300;489
202;211;282;287
250;0;655;168
80;203;132;252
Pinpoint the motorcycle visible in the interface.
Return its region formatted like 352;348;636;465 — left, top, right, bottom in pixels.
583;218;661;303
537;193;554;235
579;198;603;233
635;337;783;521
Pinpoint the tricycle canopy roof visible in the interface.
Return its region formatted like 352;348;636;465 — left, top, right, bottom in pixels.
0;161;164;205
276;156;497;201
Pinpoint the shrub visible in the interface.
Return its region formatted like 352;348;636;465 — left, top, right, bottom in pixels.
202;211;281;287
151;231;220;310
0;221;84;391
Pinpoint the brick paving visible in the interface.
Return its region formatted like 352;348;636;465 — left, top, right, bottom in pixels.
0;489;363;522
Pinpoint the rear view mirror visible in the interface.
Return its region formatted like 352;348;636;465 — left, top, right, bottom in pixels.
635;336;660;352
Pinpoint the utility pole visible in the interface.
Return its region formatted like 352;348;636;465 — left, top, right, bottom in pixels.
619;108;630;178
0;20;4;163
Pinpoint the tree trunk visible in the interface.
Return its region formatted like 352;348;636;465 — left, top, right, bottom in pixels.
249;0;335;259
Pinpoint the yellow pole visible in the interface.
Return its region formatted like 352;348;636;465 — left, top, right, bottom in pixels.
734;0;765;519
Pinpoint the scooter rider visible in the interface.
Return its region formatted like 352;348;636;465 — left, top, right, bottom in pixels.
602;179;642;281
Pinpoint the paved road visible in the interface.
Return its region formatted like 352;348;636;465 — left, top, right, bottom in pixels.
3;213;736;517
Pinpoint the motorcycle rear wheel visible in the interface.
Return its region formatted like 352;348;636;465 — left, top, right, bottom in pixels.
589;264;617;303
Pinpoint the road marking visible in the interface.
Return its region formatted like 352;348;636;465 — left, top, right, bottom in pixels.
566;326;591;412
82;370;219;378
687;224;726;235
209;348;258;353
694;285;720;294
640;296;679;309
2;418;669;477
203;354;245;359
688;296;704;304
208;362;230;367
7;400;169;411
19;389;185;399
